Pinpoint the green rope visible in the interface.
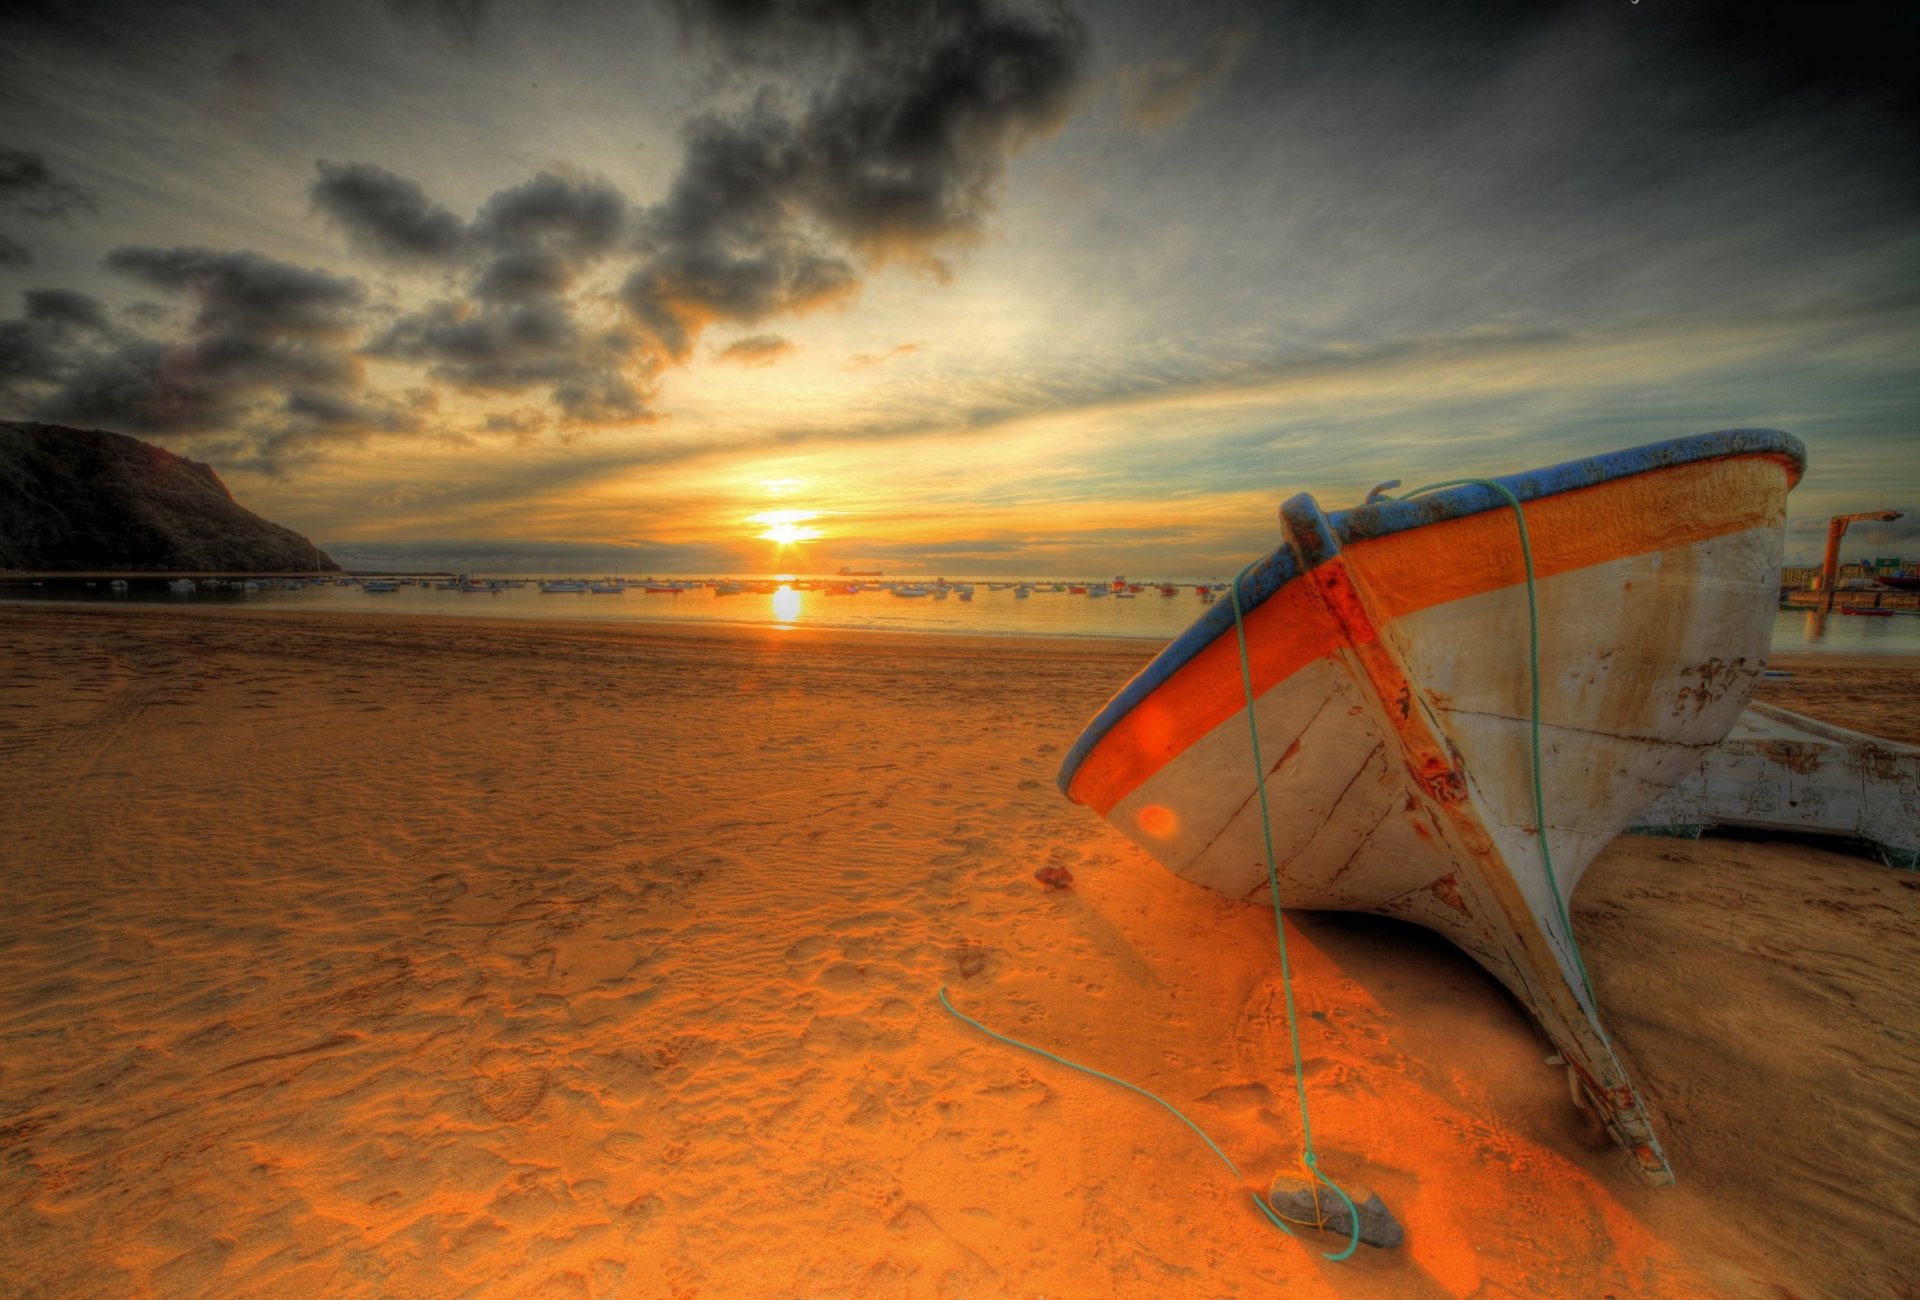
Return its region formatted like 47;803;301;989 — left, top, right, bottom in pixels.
937;987;1329;1244
1382;479;1594;1004
938;475;1591;1264
1228;561;1361;1261
937;570;1367;1260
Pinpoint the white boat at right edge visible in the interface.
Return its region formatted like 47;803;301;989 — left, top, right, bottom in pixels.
1632;702;1919;869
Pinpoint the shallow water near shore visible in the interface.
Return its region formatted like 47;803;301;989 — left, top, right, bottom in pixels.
5;576;1918;655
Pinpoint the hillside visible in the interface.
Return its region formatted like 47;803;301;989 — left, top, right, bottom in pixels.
0;423;336;573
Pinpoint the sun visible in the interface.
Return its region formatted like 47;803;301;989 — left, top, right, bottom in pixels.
751;509;822;546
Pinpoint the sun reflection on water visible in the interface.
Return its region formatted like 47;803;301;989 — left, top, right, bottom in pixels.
772;584;801;623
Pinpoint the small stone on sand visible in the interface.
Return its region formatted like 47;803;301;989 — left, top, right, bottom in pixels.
1266;1175;1403;1249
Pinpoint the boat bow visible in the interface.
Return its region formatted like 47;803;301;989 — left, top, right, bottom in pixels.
1058;428;1808;1184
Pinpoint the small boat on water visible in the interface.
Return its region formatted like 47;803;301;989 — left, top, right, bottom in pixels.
893;585;930;598
167;579;195;594
541;580;589;593
363;580;400;593
1058;428;1806;1184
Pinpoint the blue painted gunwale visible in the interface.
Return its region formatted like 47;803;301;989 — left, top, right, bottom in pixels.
1055;428;1807;798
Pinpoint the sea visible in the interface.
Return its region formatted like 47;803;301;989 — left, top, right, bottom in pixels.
5;573;1919;657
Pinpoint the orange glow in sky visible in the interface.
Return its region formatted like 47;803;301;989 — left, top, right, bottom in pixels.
751;509;823;547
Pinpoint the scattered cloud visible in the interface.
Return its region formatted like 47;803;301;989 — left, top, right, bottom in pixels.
105;245;364;336
25;288;114;333
0;148;96;222
472;169;627;262
845;342;919;370
1;0;1912;572
1117;26;1251;133
715;333;796;366
311;160;467;263
621;0;1088;357
2;247;384;457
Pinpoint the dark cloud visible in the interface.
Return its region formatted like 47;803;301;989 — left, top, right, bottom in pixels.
369;298;644;421
0;319;65;388
715;332;795;365
0;288;120;392
2;247;375;455
311;160;469;263
0;148;96;222
24;288;112;332
472;170;628;260
255;386;436;460
346;167;642;418
481;407;546;436
623;0;1087;357
8;2;1090;458
105;246;364;336
1118;26;1250;132
623;228;857;362
471;250;575;304
0;235;29;267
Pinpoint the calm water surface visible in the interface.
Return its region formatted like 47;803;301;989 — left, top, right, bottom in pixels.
5;577;1918;657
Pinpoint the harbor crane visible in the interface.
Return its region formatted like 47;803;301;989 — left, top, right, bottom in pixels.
1819;509;1903;603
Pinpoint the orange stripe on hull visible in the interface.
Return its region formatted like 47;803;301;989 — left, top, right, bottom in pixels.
1067;455;1793;817
1067;580;1341;818
1350;456;1793;622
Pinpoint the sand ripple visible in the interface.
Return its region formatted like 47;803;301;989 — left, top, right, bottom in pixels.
0;608;1913;1298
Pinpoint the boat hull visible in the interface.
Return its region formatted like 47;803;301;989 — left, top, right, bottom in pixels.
1059;430;1805;1184
1631;702;1919;869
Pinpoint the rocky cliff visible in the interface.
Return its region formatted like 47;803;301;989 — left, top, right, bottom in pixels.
0;423;336;572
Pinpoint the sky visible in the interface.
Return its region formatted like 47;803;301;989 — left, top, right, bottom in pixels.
1;0;1915;575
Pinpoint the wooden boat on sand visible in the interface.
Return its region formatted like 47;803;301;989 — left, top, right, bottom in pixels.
1630;701;1918;869
1058;429;1806;1184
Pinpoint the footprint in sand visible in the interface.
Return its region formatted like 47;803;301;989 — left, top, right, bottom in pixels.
471;1049;551;1122
601;1131;647;1163
947;941;996;981
426;872;469;905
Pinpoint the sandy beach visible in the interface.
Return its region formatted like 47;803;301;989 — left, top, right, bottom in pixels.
1;605;1914;1299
